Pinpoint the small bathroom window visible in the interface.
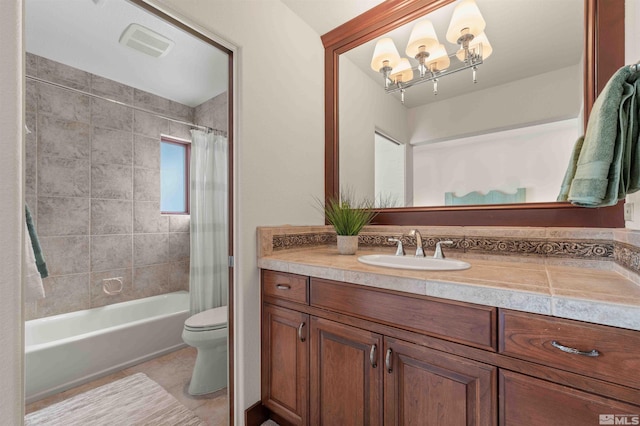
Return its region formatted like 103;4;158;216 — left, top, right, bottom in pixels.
160;137;190;214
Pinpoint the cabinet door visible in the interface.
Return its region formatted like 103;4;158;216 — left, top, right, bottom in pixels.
384;337;497;426
262;304;309;425
310;316;383;426
500;370;640;426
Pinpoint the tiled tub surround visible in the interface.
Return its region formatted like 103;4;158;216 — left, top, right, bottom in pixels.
257;226;640;331
25;53;227;320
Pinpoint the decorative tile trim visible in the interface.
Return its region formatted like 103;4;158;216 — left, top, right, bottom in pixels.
614;241;640;274
272;232;614;260
273;233;336;250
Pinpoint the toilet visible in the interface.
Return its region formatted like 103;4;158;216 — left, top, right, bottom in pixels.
182;305;228;395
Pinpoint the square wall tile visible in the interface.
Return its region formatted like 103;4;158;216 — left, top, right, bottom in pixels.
134;168;160;201
91;235;133;272
91;98;132;132
90;269;134;308
168;122;193;140
91;75;134;104
37;82;91;123
91;199;133;235
39;236;90;276
38;157;91;198
133;110;169;139
92;127;133;166
169;260;190;292
169;100;194;122
25;117;37;196
26;80;38;112
169;232;190;261
134;201;168;234
169;215;190;233
37;197;91;237
134;234;168;266
26;52;37;77
36;274;91;318
37;56;91;91
134;89;171;115
38;115;91;160
134;264;170;298
134;135;160;169
92;164;133;200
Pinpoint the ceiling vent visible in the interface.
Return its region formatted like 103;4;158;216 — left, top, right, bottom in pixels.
119;23;174;58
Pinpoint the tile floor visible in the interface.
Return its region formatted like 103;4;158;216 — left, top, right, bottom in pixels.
25;347;228;425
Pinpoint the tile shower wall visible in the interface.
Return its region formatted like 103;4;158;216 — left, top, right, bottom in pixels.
24;54;225;320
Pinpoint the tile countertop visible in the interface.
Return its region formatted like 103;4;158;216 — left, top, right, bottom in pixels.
258;246;640;332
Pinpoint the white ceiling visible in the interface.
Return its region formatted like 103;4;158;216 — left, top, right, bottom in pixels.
283;0;584;109
25;0;229;107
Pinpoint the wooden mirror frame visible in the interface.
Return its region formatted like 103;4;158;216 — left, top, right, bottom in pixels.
322;0;625;227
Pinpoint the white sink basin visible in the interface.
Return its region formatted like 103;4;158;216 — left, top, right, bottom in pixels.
357;254;470;271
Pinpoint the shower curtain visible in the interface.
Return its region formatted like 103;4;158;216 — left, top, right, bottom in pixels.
189;129;228;314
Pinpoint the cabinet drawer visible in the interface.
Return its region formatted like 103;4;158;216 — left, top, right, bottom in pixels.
499;310;640;389
310;278;497;351
500;370;640;426
262;270;309;304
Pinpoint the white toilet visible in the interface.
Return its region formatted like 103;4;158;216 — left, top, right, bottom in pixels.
182;305;228;395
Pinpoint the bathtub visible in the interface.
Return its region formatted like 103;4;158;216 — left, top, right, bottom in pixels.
25;291;190;404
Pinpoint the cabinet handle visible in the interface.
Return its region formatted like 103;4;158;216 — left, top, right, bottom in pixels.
385;348;393;373
276;284;291;290
551;340;600;357
369;344;378;368
298;322;306;342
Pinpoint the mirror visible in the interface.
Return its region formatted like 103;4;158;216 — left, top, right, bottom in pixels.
323;0;625;227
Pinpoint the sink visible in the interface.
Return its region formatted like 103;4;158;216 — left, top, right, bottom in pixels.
357;254;470;271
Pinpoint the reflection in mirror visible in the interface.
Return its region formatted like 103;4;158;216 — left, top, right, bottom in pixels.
340;0;584;207
24;0;231;422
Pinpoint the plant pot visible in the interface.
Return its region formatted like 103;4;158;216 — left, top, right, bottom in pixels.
337;235;359;255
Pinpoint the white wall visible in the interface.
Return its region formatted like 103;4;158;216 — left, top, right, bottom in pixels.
151;1;325;424
625;0;640;229
413;119;581;206
409;64;583;144
339;55;409;201
0;0;25;423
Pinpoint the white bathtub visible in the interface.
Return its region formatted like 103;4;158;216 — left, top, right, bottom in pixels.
25;291;190;404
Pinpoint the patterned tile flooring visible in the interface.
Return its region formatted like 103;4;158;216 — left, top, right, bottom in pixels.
25;347;228;425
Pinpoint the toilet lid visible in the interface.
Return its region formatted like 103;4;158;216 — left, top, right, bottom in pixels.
185;306;227;329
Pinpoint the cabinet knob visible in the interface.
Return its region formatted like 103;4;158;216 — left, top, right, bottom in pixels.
298;322;306;342
385;348;393;373
370;344;378;368
551;340;600;357
276;284;291;290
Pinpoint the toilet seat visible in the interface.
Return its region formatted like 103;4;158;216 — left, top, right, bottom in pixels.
184;306;227;332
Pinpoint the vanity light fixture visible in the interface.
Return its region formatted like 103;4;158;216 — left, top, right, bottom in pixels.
370;0;491;102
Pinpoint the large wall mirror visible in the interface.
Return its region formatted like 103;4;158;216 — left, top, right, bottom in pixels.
323;0;625;227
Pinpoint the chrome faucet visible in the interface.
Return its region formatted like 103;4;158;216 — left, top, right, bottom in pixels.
409;229;425;257
434;240;453;259
388;238;405;256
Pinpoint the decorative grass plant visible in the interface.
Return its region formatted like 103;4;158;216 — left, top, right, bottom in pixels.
317;192;377;236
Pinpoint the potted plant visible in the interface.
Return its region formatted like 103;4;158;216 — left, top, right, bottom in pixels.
317;192;377;255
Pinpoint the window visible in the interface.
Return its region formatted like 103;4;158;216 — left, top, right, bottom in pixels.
160;137;190;214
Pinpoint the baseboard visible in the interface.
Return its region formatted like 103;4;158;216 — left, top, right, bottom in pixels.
245;401;269;426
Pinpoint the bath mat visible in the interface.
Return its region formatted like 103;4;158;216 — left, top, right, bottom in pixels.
25;373;204;425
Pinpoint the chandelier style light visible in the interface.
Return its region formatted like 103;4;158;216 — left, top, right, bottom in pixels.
370;0;492;103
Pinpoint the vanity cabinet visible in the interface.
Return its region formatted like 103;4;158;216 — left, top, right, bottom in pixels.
260;269;640;426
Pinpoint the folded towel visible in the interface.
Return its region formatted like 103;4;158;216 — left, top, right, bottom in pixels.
25;204;48;278
557;66;640;206
24;222;45;301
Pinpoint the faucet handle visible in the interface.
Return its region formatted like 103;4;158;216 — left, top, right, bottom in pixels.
434;240;453;259
388;238;405;256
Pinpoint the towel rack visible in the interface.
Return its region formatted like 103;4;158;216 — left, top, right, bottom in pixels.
631;61;640;72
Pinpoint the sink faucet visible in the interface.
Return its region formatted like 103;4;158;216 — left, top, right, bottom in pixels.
434;240;454;259
409;229;425;257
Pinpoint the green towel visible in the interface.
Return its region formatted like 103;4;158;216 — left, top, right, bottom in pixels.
25;204;48;278
557;66;640;207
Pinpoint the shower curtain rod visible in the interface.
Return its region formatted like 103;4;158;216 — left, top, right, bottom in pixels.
26;75;226;135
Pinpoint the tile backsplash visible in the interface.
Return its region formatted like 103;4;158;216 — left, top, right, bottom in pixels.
25;53;227;320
